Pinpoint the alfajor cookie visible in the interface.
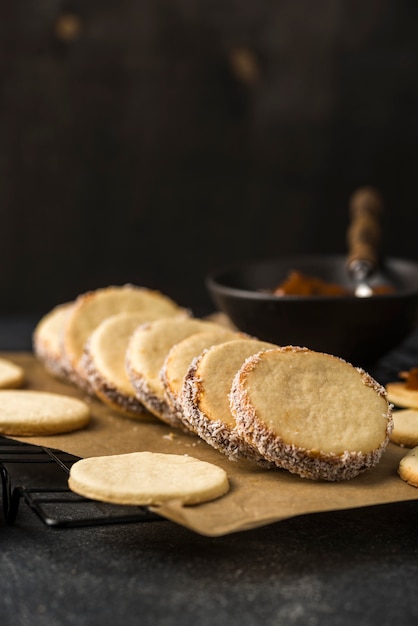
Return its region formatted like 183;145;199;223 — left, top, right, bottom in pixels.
390;409;418;448
230;346;393;481
80;311;176;418
161;327;244;423
126;317;227;428
61;285;186;391
0;357;25;389
181;338;276;464
0;390;90;436
68;451;230;505
33;301;74;379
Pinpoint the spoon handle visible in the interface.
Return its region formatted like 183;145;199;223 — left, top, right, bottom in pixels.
346;186;383;274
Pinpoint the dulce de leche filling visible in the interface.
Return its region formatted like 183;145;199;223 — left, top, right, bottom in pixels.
272;270;394;297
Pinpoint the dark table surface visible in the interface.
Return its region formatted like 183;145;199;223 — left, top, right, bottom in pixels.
1;317;418;626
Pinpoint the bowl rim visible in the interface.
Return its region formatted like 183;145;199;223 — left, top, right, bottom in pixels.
206;254;418;302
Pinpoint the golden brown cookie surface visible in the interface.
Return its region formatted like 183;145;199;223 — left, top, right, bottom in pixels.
68;451;230;505
126;317;229;427
62;285;186;389
390;409;418;448
230;347;392;481
80;311;184;418
0;357;25;389
181;338;276;464
161;327;243;421
398;447;418;488
33;301;73;379
0;390;90;436
386;382;418;409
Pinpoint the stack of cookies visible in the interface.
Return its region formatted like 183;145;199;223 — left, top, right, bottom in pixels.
33;284;394;482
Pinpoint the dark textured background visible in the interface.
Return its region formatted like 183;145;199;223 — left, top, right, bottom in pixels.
1;0;418;317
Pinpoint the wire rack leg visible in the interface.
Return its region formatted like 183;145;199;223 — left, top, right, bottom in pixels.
1;463;21;525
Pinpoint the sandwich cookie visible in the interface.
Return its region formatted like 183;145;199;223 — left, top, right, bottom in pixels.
80;311;173;418
33;301;74;379
181;338;276;464
61;285;187;391
160;327;245;425
230;346;393;481
126;317;228;428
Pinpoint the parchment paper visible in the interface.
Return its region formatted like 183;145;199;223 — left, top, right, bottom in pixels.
2;352;418;536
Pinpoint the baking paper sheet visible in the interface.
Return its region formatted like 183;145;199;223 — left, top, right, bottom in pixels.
2;352;418;536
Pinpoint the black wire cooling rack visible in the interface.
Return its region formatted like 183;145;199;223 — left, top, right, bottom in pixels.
0;436;162;528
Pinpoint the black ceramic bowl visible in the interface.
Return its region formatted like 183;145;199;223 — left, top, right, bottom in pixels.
206;255;418;367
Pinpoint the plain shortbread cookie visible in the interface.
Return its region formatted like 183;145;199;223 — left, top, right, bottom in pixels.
386;382;418;409
0;390;90;436
0;357;25;389
390;409;418;448
398;447;418;488
68;451;230;505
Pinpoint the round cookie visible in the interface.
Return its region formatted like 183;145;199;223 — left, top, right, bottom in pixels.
80;311;176;418
33;301;74;379
68;451;230;505
126;317;228;428
386;382;418;409
390;409;418;448
230;346;393;481
61;285;186;390
398;447;418;488
161;327;244;423
0;357;25;389
0;390;90;436
181;338;276;464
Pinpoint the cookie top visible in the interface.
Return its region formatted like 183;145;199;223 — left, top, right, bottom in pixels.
33;301;74;379
398;446;418;488
0;357;25;389
390;409;418;448
61;285;186;387
161;327;242;417
386;382;418;409
0;390;91;436
181;338;276;464
126;317;228;427
68;451;230;505
80;311;176;418
230;346;393;481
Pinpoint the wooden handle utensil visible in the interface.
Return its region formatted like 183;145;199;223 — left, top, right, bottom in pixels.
346;186;383;297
